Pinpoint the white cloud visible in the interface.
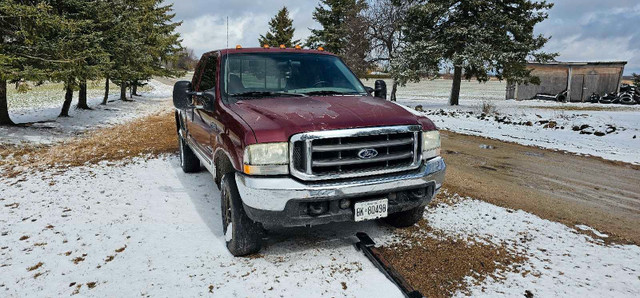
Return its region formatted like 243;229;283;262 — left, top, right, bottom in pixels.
167;0;640;74
166;0;317;55
178;14;266;54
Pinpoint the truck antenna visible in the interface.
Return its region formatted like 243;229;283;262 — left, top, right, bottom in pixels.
226;16;229;48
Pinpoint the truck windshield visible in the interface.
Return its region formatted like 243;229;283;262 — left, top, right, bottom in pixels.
221;52;367;100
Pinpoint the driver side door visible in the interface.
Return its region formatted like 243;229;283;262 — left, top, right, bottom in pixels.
189;53;219;163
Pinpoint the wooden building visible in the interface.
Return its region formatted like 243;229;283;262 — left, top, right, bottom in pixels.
506;61;627;102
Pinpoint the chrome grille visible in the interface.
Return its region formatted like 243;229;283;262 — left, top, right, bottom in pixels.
290;125;422;181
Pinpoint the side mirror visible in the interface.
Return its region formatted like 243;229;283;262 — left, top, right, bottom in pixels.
374;80;387;99
202;90;216;111
173;81;193;109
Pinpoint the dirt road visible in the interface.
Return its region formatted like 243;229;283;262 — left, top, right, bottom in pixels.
440;131;640;244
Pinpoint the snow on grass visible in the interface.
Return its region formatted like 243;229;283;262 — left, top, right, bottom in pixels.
426;197;640;297
1;79;171;145
0;156;402;297
1;155;638;297
384;79;640;164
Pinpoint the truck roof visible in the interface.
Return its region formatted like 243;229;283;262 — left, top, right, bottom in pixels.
208;47;337;57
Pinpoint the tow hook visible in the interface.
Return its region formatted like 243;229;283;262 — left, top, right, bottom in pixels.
354;232;424;298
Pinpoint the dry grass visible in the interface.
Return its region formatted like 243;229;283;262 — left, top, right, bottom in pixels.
27;262;43;272
0;111;178;178
378;220;526;298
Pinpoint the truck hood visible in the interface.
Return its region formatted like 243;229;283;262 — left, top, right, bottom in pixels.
229;95;436;143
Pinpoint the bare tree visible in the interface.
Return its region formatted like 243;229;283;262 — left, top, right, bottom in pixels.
342;8;371;78
366;0;409;101
175;48;198;71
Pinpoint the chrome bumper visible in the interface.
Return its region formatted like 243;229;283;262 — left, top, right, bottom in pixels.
235;157;446;212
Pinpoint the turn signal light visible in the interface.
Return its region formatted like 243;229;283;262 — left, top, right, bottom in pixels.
263;44;270;49
235;45;242;49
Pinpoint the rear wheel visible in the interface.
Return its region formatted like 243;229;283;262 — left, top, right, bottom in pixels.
178;135;200;173
221;174;263;256
384;206;425;228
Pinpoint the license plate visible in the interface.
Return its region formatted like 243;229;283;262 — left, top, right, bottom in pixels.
354;199;388;222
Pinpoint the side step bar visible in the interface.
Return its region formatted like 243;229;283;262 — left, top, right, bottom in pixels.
354;232;423;298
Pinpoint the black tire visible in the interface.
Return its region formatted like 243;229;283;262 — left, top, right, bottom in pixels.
178;135;200;173
383;206;425;228
221;174;263;256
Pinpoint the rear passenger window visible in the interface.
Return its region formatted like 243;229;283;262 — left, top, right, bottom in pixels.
192;57;206;88
199;54;217;91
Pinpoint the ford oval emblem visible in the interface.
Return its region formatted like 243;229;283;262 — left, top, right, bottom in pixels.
357;148;379;159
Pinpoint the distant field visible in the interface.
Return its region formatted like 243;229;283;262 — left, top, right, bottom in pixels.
7;81;104;110
361;78;507;102
7;80;154;110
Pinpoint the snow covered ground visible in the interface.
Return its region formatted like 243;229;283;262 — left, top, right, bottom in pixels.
0;79;173;145
0;156;401;297
426;193;640;297
386;79;640;164
1;156;638;297
2;78;639;297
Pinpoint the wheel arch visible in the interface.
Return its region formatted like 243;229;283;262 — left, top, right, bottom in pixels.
214;148;237;187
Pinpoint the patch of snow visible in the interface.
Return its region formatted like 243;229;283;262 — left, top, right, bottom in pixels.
426;199;640;297
2;155;639;296
384;79;640;165
141;79;173;98
0;156;402;297
225;223;232;242
0;79;173;145
575;224;609;238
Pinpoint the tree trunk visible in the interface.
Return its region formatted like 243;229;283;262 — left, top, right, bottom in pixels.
449;66;462;106
390;80;398;102
132;84;138;96
77;80;91;109
120;83;127;101
0;79;14;125
59;84;73;117
101;76;109;105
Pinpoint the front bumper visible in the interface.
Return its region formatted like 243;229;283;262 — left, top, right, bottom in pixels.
235;157;446;227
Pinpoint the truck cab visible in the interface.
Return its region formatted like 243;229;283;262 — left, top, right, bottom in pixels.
173;47;445;256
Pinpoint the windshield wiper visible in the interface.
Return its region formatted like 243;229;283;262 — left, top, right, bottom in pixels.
230;91;305;98
303;90;359;96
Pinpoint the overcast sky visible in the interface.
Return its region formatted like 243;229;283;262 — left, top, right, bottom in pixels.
165;0;640;75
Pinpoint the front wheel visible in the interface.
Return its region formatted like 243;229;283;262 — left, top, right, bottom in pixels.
383;206;425;228
178;135;200;173
221;174;263;256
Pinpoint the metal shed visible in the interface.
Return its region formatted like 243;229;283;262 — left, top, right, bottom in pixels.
506;61;627;102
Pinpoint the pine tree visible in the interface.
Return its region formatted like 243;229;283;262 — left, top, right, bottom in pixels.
46;0;107;116
0;1;79;124
258;7;300;48
402;0;557;105
306;0;370;77
108;0;183;101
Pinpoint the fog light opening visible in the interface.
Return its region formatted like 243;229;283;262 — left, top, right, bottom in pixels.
410;188;427;200
339;199;351;209
308;202;329;216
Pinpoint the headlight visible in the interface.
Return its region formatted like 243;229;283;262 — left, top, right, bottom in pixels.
422;131;441;160
243;142;289;175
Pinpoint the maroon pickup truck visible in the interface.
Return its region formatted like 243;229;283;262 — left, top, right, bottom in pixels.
173;47;445;256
